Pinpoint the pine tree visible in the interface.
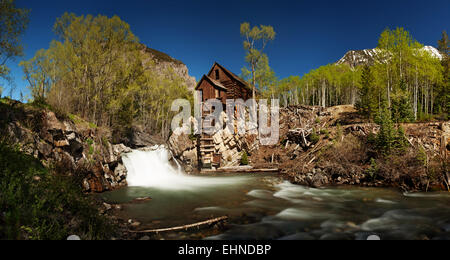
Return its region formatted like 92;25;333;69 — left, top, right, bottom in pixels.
356;65;376;119
390;79;414;123
437;31;450;118
375;106;396;154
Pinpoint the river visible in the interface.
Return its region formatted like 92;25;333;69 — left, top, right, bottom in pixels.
102;147;450;240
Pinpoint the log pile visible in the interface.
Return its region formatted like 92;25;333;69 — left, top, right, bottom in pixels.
287;128;313;149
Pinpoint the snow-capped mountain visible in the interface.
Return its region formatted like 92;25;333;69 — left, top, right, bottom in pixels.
336;49;381;67
336;46;443;68
421;46;443;60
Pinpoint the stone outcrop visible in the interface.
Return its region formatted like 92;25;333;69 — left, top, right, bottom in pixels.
0;99;132;193
124;125;161;149
141;46;196;91
168;117;259;170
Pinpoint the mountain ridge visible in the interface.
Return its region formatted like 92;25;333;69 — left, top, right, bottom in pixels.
140;45;197;91
337;46;443;68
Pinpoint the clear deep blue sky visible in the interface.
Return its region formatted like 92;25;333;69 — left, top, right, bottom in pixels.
3;0;449;99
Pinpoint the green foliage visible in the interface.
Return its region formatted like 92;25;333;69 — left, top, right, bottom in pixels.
0;0;30;81
68;114;81;124
416;146;427;166
320;129;329;135
255;27;446;122
308;129;320;144
366;158;379;181
375;107;395;154
19;49;52;100
241;150;249;165
390;80;414;123
0;143;114;240
85;138;95;155
242;54;278;100
356;65;377;119
21;13;192;140
240;22;276;98
374;107;409;155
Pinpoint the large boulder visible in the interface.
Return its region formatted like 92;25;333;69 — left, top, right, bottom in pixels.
169;133;195;158
126;126;157;148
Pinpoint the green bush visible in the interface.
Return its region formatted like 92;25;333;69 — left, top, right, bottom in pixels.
366;158;379;181
241;150;249;165
308;129;320;144
0;143;115;240
374;107;409;155
320;129;329;135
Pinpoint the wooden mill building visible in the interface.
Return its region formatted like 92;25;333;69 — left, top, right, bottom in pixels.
195;62;255;169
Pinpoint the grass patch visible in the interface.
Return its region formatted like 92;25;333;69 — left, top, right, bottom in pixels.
68;114;97;129
0;143;115;240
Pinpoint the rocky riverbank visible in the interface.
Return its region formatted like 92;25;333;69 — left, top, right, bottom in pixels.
0;98;142;193
168;120;259;172
168;104;450;192
251;105;450;192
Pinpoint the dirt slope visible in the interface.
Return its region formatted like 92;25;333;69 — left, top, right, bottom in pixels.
250;105;449;192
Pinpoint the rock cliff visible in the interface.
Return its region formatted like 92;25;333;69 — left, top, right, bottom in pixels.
141;45;197;91
0;99;132;192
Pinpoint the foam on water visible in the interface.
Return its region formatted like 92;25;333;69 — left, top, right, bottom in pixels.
122;146;247;190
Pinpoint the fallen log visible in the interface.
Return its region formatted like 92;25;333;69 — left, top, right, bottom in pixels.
129;216;229;234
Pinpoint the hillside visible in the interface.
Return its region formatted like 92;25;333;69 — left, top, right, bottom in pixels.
249;105;450;192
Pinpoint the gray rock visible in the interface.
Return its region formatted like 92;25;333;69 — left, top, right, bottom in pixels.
36;141;53;158
103;203;112;211
140;235;151;240
114;163;127;178
112;144;132;156
128;126;156;148
67;235;81;240
66;132;76;141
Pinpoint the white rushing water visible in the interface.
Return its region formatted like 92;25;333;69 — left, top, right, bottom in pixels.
122;146;248;191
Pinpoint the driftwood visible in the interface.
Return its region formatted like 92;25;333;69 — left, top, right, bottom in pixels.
287;128;313;148
129;216;228;234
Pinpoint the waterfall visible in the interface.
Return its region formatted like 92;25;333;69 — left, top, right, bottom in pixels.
122;146;246;190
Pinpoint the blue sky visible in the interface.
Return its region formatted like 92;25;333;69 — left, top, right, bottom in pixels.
3;0;449;99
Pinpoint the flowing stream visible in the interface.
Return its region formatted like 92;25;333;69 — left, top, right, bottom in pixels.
102;147;450;240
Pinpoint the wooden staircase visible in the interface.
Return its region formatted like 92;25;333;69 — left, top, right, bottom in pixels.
198;110;221;169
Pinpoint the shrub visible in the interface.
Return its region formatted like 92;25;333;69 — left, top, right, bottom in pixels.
241;150;249;165
320;129;329;135
366;158;379;181
375;106;409;155
308;129;320;144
